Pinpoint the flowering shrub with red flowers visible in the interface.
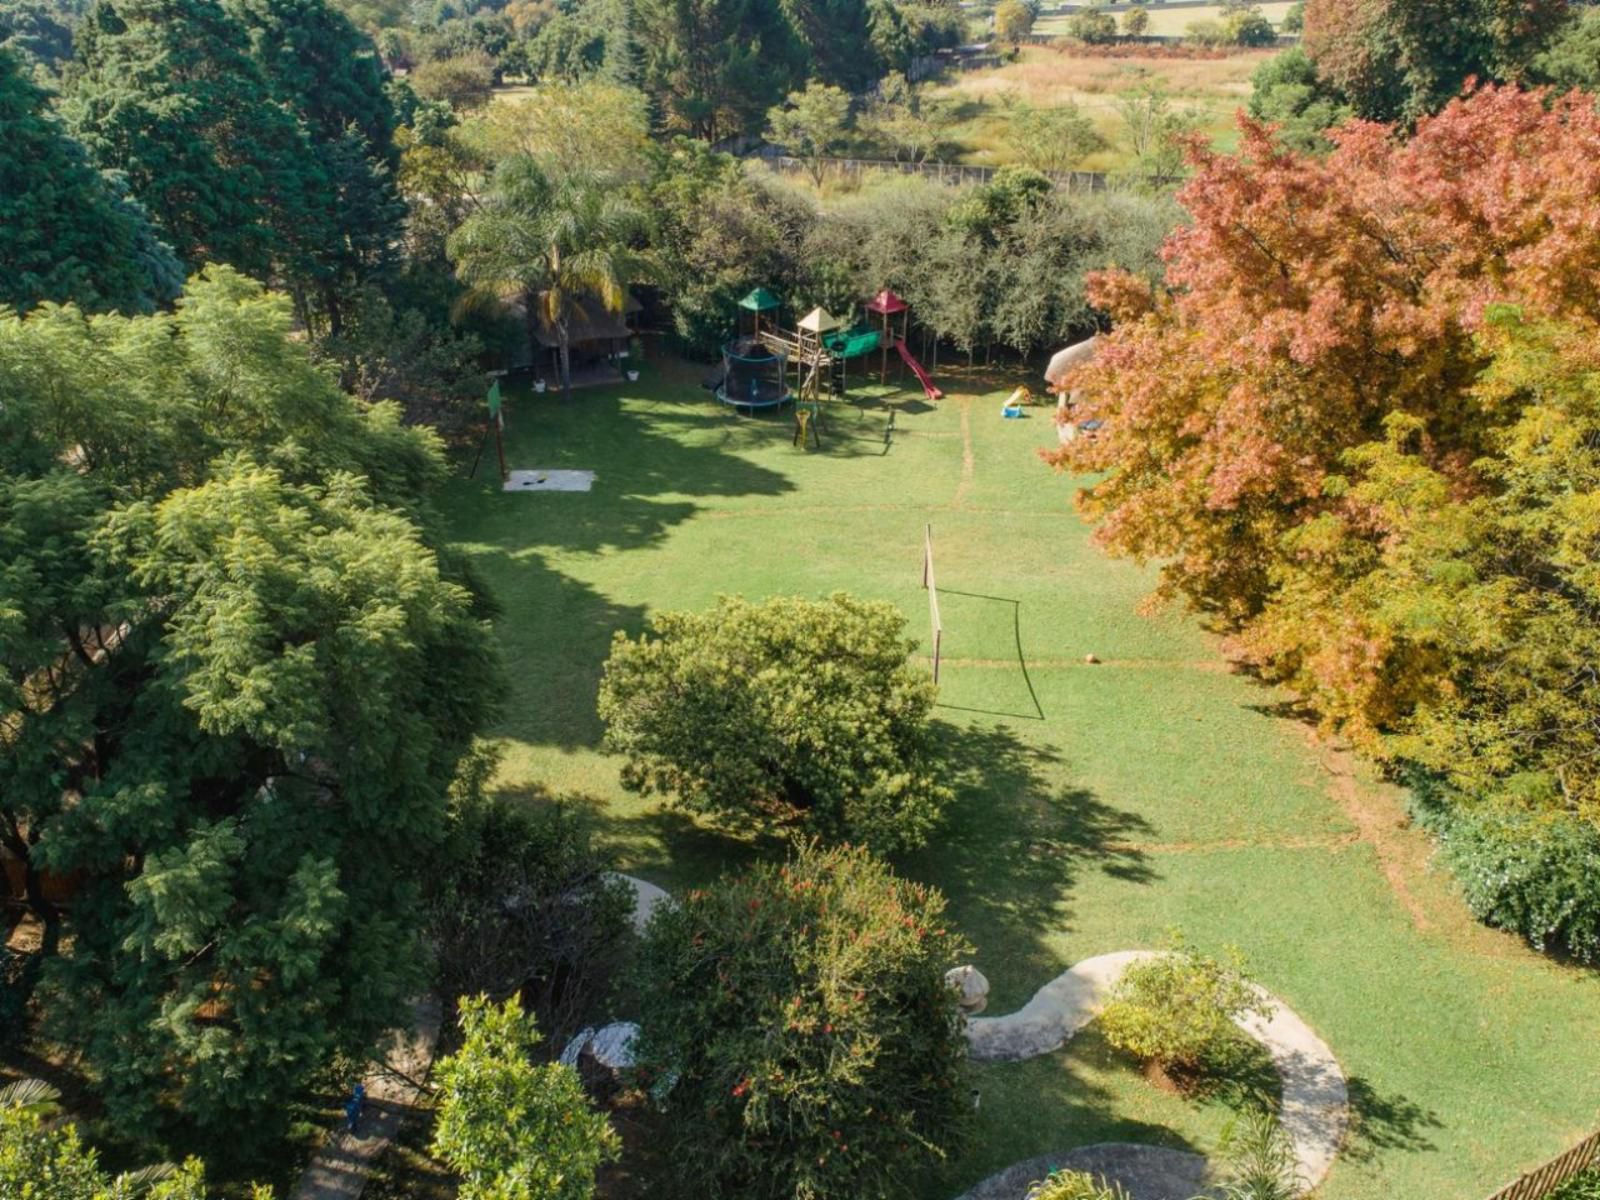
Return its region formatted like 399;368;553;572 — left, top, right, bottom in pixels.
629;842;972;1199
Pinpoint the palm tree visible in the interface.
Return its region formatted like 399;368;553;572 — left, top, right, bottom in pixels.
448;155;648;399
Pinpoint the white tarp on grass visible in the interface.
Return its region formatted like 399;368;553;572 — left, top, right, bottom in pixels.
503;469;595;492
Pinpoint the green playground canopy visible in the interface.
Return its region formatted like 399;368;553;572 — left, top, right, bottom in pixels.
738;287;781;312
823;327;881;358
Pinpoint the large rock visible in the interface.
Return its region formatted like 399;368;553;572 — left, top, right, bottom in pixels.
946;965;990;1015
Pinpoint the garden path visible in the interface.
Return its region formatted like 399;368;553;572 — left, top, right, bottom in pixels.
290;997;442;1200
962;952;1348;1199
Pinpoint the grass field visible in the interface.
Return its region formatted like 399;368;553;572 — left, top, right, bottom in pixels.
926;43;1272;170
439;354;1600;1199
1033;2;1299;38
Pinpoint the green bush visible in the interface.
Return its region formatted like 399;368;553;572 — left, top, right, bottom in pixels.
1551;1167;1600;1200
1225;9;1278;47
598;593;951;854
1067;6;1118;44
430;756;635;1039
1098;934;1273;1074
1210;1110;1299;1200
630;842;973;1200
1417;799;1600;964
431;995;619;1200
1027;1169;1129;1199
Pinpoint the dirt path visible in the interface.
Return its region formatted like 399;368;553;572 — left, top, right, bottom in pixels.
291;997;442;1200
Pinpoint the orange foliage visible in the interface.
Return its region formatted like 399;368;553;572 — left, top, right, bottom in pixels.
1046;85;1600;744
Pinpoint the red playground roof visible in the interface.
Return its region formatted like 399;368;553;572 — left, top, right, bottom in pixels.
866;289;909;315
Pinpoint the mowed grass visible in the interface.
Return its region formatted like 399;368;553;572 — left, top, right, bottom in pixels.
438;355;1600;1199
927;44;1273;169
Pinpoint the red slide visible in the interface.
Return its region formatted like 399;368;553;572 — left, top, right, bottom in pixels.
894;338;943;400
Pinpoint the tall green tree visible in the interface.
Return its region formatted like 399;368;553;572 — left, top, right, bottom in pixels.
0;47;181;313
64;0;314;276
448;155;646;396
635;0;807;140
225;0;406;332
0;266;498;1152
1303;0;1569;121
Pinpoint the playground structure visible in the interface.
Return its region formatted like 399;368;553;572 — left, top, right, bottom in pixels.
867;290;943;401
715;286;942;424
716;336;791;410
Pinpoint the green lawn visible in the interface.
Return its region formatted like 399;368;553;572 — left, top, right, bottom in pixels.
438;355;1600;1199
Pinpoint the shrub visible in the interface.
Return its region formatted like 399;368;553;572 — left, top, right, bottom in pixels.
1225;9;1278;47
432;995;620;1200
1098;934;1273;1074
1027;1169;1130;1199
1551;1168;1600;1200
1211;1110;1299;1200
1068;6;1118;44
598;593;951;854
1122;7;1150;37
430;755;635;1040
630;842;973;1200
1415;797;1600;964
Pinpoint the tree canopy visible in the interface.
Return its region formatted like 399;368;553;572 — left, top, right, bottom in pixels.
632;843;972;1200
599;593;952;853
0;266;498;1151
1302;0;1569;121
0;48;181;313
1049;89;1600;904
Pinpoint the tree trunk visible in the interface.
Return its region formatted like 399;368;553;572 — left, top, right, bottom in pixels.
525;289;541;379
322;283;344;339
558;322;572;400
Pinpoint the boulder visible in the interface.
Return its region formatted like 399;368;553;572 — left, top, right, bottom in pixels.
946;965;990;1015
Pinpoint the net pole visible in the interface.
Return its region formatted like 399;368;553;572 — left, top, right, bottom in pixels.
923;523;942;683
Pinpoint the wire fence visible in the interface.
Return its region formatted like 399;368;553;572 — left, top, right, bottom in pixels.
1485;1131;1600;1200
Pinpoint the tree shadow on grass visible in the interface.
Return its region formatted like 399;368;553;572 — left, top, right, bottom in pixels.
899;722;1160;1005
1341;1075;1443;1162
929;1034;1209;1199
446;386;799;559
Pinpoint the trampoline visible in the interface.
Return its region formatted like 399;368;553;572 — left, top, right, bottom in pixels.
717;337;791;410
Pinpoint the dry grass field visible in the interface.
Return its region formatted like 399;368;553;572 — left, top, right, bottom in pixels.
927;43;1274;170
1034;1;1299;38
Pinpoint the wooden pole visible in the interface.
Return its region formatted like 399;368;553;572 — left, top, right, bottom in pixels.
883;312;896;387
494;410;507;482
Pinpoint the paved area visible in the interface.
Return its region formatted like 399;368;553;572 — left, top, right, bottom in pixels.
291;996;442;1200
614;872;669;932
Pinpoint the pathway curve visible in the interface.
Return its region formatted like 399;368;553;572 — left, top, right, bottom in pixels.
291;996;442;1200
961;952;1347;1200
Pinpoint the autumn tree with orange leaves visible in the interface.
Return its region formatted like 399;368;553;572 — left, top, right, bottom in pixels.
1048;84;1600;827
1049;85;1600;958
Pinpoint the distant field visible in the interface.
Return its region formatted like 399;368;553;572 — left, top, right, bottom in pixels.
1034;1;1298;38
926;43;1273;171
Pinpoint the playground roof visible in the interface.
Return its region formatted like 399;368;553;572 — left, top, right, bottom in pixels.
738;287;781;312
797;306;840;333
528;291;642;348
1045;335;1099;385
865;289;908;315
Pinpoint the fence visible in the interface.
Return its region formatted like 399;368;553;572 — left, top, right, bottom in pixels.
755;154;1172;192
1485;1130;1600;1200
